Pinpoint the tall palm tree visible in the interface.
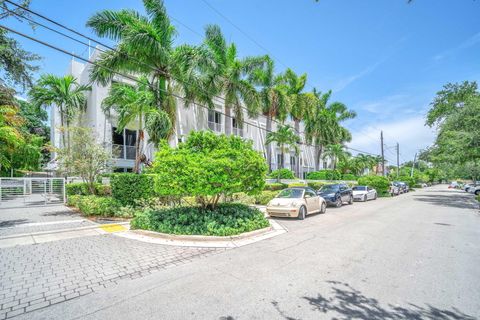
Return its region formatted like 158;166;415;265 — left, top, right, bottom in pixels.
86;0;211;138
249;56;288;171
304;89;356;170
202;24;264;135
29;74;90;149
266;124;300;178
282;68;308;176
102;79;171;172
323;144;349;170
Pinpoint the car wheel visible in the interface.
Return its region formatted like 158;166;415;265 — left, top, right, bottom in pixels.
363;195;367;202
475;190;480;196
320;201;327;214
298;206;306;220
335;197;342;208
349;195;354;205
374;193;377;200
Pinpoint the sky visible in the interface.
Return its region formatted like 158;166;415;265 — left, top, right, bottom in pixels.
4;0;480;163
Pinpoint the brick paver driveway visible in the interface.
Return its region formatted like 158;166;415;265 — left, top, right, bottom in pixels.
0;234;222;319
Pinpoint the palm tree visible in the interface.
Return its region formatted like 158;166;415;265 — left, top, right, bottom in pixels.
86;0;211;138
249;56;288;171
282;68;308;177
323;144;349;170
29;74;90;149
304;90;356;170
266;125;300;181
202;24;264;135
102;79;171;172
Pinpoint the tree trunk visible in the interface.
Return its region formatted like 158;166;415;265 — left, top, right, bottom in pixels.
59;107;66;150
224;103;232;135
314;145;323;171
294;119;300;178
266;116;272;172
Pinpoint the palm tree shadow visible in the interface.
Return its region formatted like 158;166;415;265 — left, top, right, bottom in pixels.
300;281;477;320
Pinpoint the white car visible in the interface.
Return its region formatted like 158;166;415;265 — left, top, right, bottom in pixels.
352;185;377;202
469;186;480;195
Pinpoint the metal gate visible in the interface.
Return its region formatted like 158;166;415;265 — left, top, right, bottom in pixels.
0;178;66;209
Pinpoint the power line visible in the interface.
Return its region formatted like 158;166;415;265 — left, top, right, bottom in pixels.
1;24;381;158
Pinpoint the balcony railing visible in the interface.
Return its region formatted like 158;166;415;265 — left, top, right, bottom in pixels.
112;144;136;160
208;121;222;132
232;127;243;136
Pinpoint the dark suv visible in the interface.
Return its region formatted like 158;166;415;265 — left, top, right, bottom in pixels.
317;183;353;207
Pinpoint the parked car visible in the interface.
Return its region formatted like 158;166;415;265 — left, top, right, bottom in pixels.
317;183;353;207
390;183;400;196
449;181;459;189
465;184;477;193
394;181;409;193
469;185;480;195
352;185;377;202
266;187;327;220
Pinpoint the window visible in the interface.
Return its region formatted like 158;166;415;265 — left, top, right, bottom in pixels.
277;154;283;168
305;190;316;198
323;161;328;169
232;118;243;136
290;155;296;172
208;110;222;132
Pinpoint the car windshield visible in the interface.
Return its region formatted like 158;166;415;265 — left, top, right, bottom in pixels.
320;185;339;192
276;188;304;198
353;186;367;191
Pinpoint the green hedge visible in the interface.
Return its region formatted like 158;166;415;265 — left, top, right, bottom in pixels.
264;183;288;191
130;203;269;236
307;181;326;190
111;173;156;206
306;170;342;180
398;176;416;188
268;168;295;179
287;182;306;187
66;182;111;196
357;175;390;196
67;195;121;216
342;174;358;181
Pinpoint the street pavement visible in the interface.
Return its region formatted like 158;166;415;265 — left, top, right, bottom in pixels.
3;185;480;319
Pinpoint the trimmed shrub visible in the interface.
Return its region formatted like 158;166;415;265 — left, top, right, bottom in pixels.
357;175;390;196
287;182;307;187
111;173;156;206
306;170;342;180
66;182;111;196
67;194;81;207
398;175;416;188
68;195;121;216
264;183;288;191
307;181;326;190
342;173;358;181
254;191;278;205
130;203;269;236
268;168;295;179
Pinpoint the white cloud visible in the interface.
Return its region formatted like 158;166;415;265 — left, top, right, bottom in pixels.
433;31;480;61
333;59;386;92
347;116;436;162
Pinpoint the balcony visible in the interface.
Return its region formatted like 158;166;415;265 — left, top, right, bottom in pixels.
232;127;243;137
112;144;136;160
208;121;222;132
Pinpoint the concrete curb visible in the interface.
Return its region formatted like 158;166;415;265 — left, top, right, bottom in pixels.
113;219;287;248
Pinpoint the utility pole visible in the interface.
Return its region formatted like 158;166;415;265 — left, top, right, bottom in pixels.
380;131;385;176
396;142;400;178
410;153;417;178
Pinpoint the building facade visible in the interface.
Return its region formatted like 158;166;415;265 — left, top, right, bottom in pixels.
51;54;330;177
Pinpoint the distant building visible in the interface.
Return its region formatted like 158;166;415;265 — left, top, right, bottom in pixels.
51;51;331;177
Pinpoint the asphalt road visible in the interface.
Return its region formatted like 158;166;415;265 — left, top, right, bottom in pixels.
19;185;480;320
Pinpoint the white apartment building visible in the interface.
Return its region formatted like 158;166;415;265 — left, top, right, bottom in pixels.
51;52;331;177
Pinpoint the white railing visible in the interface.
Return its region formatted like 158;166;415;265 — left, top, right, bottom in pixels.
0;178;65;208
208;121;222;132
232;127;243;137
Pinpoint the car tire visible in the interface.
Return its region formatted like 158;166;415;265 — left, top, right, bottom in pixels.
335;197;342;208
348;195;354;205
374;193;377;200
298;206;306;220
320;201;327;214
475;190;480;196
363;195;367;202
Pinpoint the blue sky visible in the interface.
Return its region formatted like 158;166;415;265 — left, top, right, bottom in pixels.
5;0;480;163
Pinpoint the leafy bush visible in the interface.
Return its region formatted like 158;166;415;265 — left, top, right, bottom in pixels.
342;173;358;181
67;194;81;207
152;131;267;209
357;175;390;196
268;168;295;179
254;191;278;205
398;175;416;188
230;191;278;205
130;203;269;236
111;173;156;206
264;183;288;191
69;195;121;217
66;182;111;196
287;182;306;187
306;170;342;180
307;181;326;190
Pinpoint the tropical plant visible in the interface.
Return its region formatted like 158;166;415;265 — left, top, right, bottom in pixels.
102;79;171;172
202;24;264;134
87;0;213;137
29;74;90;149
266;125;300;179
322;144;349;170
152;131;267;209
249;55;288;171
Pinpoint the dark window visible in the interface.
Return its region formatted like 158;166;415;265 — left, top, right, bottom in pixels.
112;127;124;145
125;129;136;146
277;154;283;167
208;110;221;124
